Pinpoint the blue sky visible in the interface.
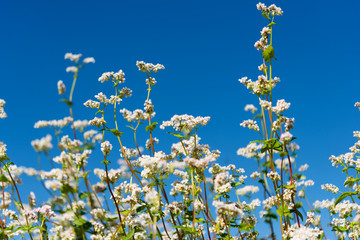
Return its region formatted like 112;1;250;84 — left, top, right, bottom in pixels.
1;0;360;236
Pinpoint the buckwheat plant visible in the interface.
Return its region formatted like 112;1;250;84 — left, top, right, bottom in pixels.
2;2;359;240
310;102;360;240
238;3;325;239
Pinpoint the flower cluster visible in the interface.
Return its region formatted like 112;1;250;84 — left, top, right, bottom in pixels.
0;99;7;119
160;114;210;131
0;3;358;240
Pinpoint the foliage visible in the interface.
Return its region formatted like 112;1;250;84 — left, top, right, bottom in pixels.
0;2;359;240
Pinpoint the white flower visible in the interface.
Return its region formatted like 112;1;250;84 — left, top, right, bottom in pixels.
0;143;7;158
240;119;260;132
267;171;280;181
65;53;82;63
145;189;160;206
280;132;293;144
250;171;261;180
89;117;106;128
31;134;53;152
244;104;257;114
237;143;264;159
101;141;112;156
98;72;113;83
321;183;339;194
113;70;125;83
84;100;100;109
160;114;210;131
214;172;233;194
272;99;290;114
237;185;259;196
0;99;5;108
136;61;165;73
34;117;73;128
2;209;17;220
64;53;82;62
299;164;309;172
83;57;95;64
98;70;125;83
66;66;78;73
57;80;66;95
0;99;7;119
283;224;322;240
213;201;244;218
259;100;272;110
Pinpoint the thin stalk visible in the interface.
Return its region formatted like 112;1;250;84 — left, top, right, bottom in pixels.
69;71;78;140
203;178;213;238
0;163;5;230
133;127;142;157
104;161;126;235
5;167;34;240
190;168;196;231
144;77;181;239
304;193;327;240
155;184;171;239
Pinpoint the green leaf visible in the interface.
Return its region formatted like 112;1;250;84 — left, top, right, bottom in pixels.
214;194;222;200
332;226;348;232
146;122;158;132
195;218;206;223
0;174;9;183
121;229;135;240
342;166;360;173
262;45;276;62
173;226;200;234
335;192;357;206
262;211;278;220
101;160;110;165
238;223;252;231
283;184;296;190
78;143;95;151
61;184;74;194
344;178;360;187
253;114;263;120
30;225;46;232
83;171;90;179
261;138;283;153
109;129;124;137
0;155;10;161
262;12;270;20
309;208;321;213
267;22;276;27
279;151;288;158
290;208;304;221
293;173;305;180
261;161;271;168
276;205;290;217
60;98;73;107
136;205;147;213
73;217;87;226
258;178;265;184
167;132;184;139
295;202;303;209
231;182;242;187
79;192;90;200
11;226;27;234
2;162;13;171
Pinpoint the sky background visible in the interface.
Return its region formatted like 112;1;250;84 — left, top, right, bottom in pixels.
1;0;360;237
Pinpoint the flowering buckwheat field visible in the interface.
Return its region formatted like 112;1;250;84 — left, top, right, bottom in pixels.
1;1;360;240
